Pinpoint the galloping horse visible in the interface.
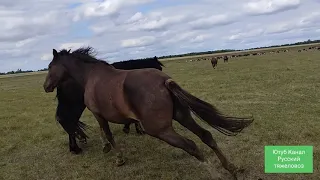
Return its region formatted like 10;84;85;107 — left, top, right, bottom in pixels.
55;52;164;154
43;47;253;179
211;57;218;69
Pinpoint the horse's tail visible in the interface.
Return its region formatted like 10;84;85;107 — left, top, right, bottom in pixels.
75;121;90;140
164;79;254;136
153;56;165;67
157;60;165;67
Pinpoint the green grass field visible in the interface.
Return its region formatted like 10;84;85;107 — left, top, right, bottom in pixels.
1;49;319;180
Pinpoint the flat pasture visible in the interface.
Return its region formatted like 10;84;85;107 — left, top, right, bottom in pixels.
1;49;320;180
161;42;320;62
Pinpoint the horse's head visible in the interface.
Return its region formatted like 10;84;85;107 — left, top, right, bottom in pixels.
43;46;110;93
43;49;73;93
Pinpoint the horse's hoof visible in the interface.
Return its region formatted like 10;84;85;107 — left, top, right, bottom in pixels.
70;148;82;154
136;130;145;135
116;158;126;167
237;168;245;174
231;167;245;180
103;143;112;153
123;128;130;134
80;139;87;144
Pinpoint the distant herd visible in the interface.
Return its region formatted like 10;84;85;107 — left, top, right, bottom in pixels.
185;46;320;69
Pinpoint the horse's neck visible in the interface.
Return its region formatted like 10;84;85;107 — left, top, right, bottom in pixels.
64;62;94;89
67;62;116;88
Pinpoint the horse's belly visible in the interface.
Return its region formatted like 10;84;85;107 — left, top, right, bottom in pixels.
100;111;138;124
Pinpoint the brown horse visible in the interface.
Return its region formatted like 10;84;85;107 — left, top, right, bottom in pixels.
223;56;229;63
211;57;218;69
56;55;164;154
43;47;254;179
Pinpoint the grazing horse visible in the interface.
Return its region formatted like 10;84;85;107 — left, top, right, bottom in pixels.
223;56;229;63
55;54;164;154
211;57;218;69
43;47;254;179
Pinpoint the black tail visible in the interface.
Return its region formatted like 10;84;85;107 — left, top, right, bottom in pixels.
165;79;254;136
156;59;165;67
158;60;164;67
74;121;90;140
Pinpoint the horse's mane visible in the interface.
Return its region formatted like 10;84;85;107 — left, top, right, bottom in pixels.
59;46;112;66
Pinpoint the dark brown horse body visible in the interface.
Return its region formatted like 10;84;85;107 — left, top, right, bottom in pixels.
224;56;229;63
56;56;164;154
211;57;218;69
43;47;254;179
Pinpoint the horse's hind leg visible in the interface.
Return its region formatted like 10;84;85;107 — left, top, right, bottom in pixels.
174;108;239;179
155;127;205;162
123;121;145;135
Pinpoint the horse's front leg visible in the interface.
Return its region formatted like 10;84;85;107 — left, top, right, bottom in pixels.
103;122;126;166
69;134;82;154
94;114;126;166
122;123;130;134
123;121;145;135
99;127;112;153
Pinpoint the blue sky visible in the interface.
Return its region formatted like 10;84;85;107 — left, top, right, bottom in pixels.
0;0;320;72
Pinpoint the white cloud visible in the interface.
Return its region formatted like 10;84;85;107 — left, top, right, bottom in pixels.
74;0;154;20
41;53;52;61
228;29;265;40
188;14;235;29
127;13;188;31
121;36;156;48
15;38;36;48
244;0;301;15
59;42;88;50
190;34;213;43
0;8;71;42
126;12;144;23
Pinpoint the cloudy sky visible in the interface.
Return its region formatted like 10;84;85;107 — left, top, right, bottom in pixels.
1;0;320;72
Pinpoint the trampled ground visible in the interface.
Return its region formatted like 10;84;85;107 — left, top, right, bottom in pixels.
1;49;319;180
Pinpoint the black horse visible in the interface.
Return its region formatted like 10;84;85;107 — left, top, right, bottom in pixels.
55;55;164;154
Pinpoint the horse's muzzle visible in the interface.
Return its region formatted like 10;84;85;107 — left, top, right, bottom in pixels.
43;82;54;93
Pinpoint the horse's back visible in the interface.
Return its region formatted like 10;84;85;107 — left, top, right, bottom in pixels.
123;69;173;132
125;68;170;83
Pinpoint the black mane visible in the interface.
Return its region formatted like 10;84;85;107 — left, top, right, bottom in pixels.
72;46;97;57
59;46;111;66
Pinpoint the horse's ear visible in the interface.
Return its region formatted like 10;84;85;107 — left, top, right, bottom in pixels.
53;49;58;57
67;49;71;53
